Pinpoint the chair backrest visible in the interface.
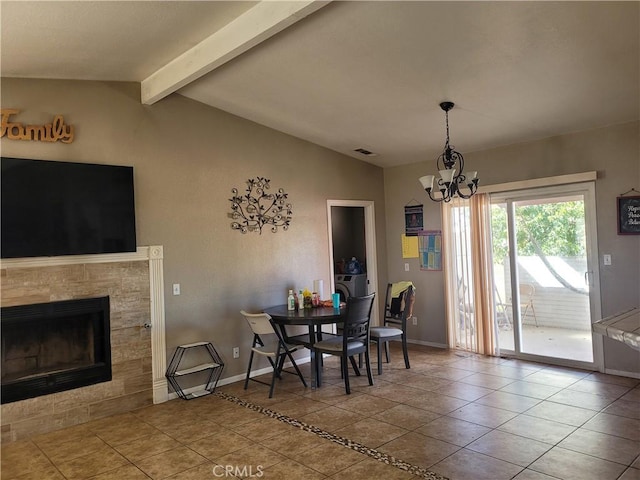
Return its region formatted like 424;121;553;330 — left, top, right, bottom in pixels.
519;283;535;303
385;283;402;316
342;293;376;342
385;283;415;315
385;284;415;328
240;310;275;336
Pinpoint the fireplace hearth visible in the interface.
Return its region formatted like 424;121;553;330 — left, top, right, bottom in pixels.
1;296;112;404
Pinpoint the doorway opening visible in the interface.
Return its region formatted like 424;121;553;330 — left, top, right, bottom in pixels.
327;200;379;326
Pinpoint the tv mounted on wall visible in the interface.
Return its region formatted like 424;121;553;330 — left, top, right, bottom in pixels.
1;157;137;259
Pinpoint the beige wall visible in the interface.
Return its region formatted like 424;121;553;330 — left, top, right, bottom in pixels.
384;121;640;373
0;78;389;381
2;77;637;379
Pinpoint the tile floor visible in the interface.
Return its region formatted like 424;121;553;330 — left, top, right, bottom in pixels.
2;344;640;480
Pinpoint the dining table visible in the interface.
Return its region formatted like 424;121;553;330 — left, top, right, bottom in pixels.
263;304;344;389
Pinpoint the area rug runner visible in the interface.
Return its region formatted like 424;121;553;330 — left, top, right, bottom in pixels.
216;391;449;480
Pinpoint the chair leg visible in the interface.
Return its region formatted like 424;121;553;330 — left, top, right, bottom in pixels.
384;341;390;363
364;350;374;386
316;326;324;366
342;356;351;394
531;304;539;327
286;352;308;388
268;359;278;398
376;340;383;375
401;335;410;370
349;355;361;376
269;356;283;379
244;350;255;390
275;355;286;378
268;347;286;398
315;352;323;387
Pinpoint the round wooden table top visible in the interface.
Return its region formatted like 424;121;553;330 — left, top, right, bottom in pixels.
263;304;343;326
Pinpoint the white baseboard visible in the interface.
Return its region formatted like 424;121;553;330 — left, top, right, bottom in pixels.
153;379;169;404
407;339;449;349
603;368;640;379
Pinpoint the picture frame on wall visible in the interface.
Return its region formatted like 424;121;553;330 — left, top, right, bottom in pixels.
617;195;640;235
404;204;423;236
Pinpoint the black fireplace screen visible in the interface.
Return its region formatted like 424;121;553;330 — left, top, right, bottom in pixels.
1;296;111;404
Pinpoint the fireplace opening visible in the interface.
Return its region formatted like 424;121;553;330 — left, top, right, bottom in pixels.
1;296;111;404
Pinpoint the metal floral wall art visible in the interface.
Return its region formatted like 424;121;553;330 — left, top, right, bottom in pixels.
229;177;292;234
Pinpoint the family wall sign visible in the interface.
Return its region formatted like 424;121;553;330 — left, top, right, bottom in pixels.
0;108;74;144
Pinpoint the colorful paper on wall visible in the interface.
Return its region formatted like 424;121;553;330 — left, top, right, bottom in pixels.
419;230;442;271
401;234;419;258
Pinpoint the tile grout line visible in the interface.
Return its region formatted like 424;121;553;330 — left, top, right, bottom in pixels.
215;391;449;480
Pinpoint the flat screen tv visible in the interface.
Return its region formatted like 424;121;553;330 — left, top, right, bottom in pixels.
1;157;136;259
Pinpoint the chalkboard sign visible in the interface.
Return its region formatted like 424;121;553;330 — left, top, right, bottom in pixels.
617;196;640;235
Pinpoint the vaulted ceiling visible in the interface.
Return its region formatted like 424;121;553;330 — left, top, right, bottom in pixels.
2;1;638;168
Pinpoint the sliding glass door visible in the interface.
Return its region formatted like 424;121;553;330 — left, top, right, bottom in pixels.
491;183;601;367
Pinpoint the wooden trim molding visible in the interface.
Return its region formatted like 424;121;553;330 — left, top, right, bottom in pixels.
477;171;598;194
148;247;168;403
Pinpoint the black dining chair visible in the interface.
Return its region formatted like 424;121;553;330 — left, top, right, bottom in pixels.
240;310;307;398
370;283;414;375
312;293;375;394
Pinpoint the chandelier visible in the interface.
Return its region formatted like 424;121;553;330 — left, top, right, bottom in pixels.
419;101;478;202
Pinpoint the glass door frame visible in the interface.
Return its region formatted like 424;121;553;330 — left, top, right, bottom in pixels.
490;182;603;371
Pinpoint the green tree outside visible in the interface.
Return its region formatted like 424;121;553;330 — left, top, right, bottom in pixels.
491;201;586;264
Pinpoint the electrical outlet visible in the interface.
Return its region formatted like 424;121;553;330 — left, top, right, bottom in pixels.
232;347;240;359
172;283;180;295
412;316;417;326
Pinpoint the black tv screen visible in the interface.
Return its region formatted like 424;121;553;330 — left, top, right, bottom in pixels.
1;157;136;258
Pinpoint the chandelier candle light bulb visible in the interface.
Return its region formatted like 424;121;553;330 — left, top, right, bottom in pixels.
439;169;456;185
419;175;435;192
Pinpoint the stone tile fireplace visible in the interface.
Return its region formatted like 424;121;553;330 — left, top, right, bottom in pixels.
2;296;112;404
0;246;167;443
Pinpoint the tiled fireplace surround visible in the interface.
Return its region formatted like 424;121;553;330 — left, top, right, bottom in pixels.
0;247;168;443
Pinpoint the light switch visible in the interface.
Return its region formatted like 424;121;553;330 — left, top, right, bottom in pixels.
173;283;181;295
404;263;410;272
603;254;611;266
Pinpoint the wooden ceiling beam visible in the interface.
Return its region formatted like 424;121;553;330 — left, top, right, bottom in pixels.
141;0;330;105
